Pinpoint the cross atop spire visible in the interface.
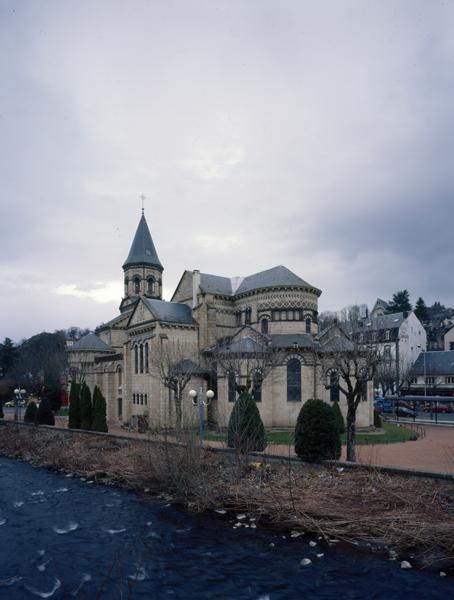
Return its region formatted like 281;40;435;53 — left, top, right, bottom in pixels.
139;194;146;215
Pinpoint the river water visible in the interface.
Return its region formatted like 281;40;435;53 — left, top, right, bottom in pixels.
0;457;452;599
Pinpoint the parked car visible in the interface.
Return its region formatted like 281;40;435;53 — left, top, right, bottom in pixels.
374;399;394;414
395;406;416;418
423;404;453;414
4;401;14;407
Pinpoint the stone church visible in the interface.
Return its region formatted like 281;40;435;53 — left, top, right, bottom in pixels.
68;212;373;429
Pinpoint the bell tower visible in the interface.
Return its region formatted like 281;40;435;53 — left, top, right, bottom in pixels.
120;210;163;313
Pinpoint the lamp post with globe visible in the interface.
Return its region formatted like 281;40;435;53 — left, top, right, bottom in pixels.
13;388;26;421
188;387;215;448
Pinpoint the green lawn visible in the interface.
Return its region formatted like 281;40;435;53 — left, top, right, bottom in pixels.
203;422;419;446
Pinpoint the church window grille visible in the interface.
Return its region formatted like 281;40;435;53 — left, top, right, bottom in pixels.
280;310;286;321
144;394;148;405
147;277;155;295
140;394;144;405
134;277;140;294
294;310;301;320
134;346;138;374
305;317;312;334
252;370;262;403
329;371;340;402
132;393;136;404
139;344;144;374
287;358;301;402
261;319;269;334
288;311;294;321
245;308;251;324
228;371;236;403
145;343;149;373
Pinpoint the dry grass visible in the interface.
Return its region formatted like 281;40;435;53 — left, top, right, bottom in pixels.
1;422;454;569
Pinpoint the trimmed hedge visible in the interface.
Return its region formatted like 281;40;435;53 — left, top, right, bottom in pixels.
331;400;345;434
294;399;341;463
227;390;267;453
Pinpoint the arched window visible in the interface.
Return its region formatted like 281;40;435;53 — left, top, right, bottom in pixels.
140;394;144;405
145;343;149;373
124;277;129;292
261;318;269;334
117;366;122;387
228;371;236;403
360;379;368;402
147;277;155;295
134;277;140;294
245;307;251;324
305;317;312;334
134;346;138;374
144;394;148;405
139;344;144;374
252;370;262;403
287;358;301;402
132;393;136;404
329;371;340;402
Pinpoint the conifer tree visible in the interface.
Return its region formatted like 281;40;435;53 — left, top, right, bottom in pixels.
294;399;341;463
35;397;55;426
80;383;92;430
24;400;38;423
227;389;267;453
387;290;412;313
331;400;345;434
68;382;81;429
414;297;428;322
92;386;108;432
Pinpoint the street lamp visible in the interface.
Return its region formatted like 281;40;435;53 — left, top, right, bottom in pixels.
13;388;26;421
188;387;215;448
417;345;429;419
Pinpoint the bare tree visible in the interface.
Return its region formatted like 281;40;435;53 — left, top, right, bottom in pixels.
149;340;201;429
207;331;280;396
317;326;381;462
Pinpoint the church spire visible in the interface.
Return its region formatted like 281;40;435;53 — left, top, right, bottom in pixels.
122;211;163;272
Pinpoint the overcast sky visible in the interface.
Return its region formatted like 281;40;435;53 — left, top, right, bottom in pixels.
1;0;454;342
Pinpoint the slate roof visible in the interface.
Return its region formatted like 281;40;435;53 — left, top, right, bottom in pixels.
235;266;319;295
200;273;232;296
318;335;355;353
270;334;314;349
172;359;210;375
123;214;163;270
216;336;268;354
411;351;454;376
198;265;320;297
68;333;115;353
347;312;407;334
143;298;197;325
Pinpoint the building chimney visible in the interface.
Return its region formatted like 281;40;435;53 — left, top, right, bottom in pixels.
192;270;201;309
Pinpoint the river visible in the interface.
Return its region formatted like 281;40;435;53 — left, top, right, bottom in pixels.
0;457;452;599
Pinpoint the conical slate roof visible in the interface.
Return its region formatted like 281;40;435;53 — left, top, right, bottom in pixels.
68;333;114;353
123;213;163;271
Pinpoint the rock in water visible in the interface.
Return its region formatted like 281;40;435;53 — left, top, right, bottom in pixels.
300;558;312;566
400;560;412;569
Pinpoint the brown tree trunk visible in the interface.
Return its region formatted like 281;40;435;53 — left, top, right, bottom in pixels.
175;393;182;430
346;407;356;462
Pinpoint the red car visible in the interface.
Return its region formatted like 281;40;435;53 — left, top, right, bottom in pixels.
423;404;453;414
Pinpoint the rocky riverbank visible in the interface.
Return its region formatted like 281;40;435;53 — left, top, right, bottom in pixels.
1;421;453;574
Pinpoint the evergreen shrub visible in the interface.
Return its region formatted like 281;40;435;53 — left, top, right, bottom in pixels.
331;401;345;434
35;397;55;426
92;386;108;433
80;383;92;430
227;389;267;453
68;382;81;429
294;399;341;463
373;409;382;428
24;400;38;423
